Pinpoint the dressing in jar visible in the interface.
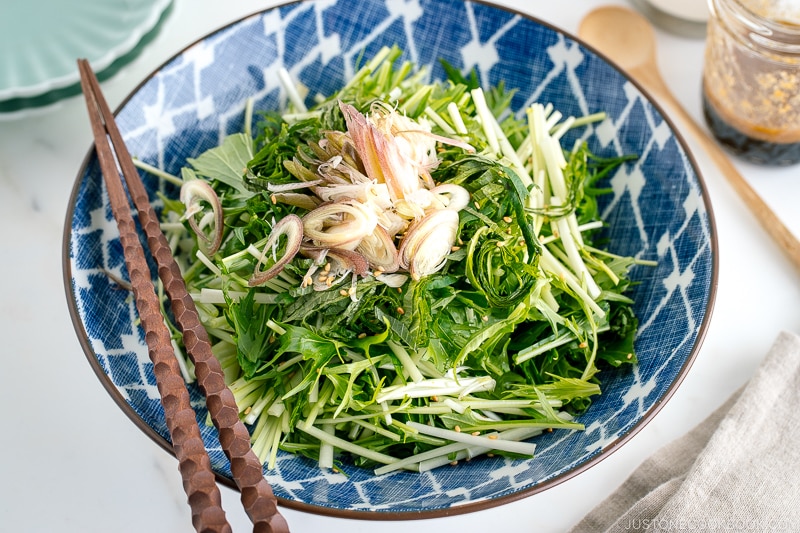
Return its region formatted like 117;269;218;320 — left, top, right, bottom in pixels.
702;0;800;165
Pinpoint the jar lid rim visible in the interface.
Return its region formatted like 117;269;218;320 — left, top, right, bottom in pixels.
716;0;800;52
725;0;800;33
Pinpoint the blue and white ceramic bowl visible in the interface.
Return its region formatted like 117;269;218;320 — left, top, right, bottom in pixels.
64;0;717;518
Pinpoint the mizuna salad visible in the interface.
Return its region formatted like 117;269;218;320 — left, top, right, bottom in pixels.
146;46;653;475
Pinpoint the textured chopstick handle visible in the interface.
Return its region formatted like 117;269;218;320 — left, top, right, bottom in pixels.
78;60;232;533
138;210;289;533
79;61;290;533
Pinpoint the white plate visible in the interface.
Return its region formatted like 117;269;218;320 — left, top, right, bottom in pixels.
0;0;172;116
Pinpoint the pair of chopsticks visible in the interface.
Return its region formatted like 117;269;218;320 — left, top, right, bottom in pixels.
77;59;290;533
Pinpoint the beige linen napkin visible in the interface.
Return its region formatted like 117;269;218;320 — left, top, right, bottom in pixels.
569;331;800;532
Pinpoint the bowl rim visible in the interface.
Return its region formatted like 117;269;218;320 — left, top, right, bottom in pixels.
62;0;719;520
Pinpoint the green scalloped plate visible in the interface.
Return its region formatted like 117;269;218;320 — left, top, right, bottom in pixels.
0;0;173;117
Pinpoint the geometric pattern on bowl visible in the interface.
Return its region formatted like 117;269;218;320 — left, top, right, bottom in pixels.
64;0;716;518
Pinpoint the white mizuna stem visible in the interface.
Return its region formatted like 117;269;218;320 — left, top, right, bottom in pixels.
550;195;601;299
387;340;424;383
424;106;456;134
490;119;533;187
373;427;542;475
376;375;495;403
278;67;307;113
471;88;500;154
351;419;402;442
447;102;468;134
540;248;606;318
318;423;336;469
406;421;537;456
541;135;568;200
545;110;563;131
374;441;469;475
298;421;399;466
132;158;183;187
191;288;282;305
551;116;576;141
538;221;603;246
417;427;543;472
195;250;221;276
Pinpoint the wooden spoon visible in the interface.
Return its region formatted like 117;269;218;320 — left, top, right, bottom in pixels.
579;5;800;272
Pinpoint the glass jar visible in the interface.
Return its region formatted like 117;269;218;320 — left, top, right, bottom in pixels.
702;0;800;165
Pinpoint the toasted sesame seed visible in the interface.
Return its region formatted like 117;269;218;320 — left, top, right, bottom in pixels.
270;194;277;204
627;353;633;359
503;216;513;223
450;461;458;466
579;341;588;349
451;245;461;252
397;306;405;315
471;431;480;436
488;434;498;440
339;289;348;296
324;263;331;272
496;241;505;247
454;425;461;433
357;332;367;339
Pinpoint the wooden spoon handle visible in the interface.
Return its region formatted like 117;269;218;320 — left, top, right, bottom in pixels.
644;70;800;272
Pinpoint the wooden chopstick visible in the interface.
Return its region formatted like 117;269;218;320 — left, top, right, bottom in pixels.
78;60;232;533
78;59;289;533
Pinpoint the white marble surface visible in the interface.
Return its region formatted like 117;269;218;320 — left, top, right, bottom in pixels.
1;1;799;531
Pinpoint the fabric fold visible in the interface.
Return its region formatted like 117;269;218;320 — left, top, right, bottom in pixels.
570;331;800;532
